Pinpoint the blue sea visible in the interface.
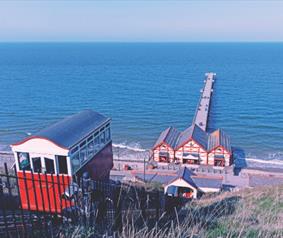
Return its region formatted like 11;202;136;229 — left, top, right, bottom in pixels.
0;43;283;166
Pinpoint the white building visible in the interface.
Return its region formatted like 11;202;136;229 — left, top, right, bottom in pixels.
164;167;223;199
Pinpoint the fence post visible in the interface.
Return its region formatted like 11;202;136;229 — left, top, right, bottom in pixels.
23;169;36;237
66;175;79;224
13;166;27;237
1;204;9;238
4;164;12;195
56;174;63;214
82;172;91;227
38;172;50;236
61;175;67;209
113;184;122;232
155;191;160;221
140;187;147;223
4;163;19;235
44;172;52;213
31;171;45;235
0;177;3;196
66;176;72;210
38;172;46;213
30;171;39;212
0;165;9;238
51;174;58;214
44;172;54;236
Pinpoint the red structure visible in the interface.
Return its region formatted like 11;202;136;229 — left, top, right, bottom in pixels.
152;127;179;163
207;129;232;166
11;110;113;213
152;125;232;167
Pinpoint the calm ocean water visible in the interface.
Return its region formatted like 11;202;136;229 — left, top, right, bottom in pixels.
0;43;283;164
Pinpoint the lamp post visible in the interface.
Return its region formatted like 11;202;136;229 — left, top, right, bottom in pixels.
144;155;146;183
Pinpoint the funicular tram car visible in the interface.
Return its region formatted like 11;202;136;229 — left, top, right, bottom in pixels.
10;110;113;213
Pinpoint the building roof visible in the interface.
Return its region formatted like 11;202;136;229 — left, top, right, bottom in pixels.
14;110;110;149
208;129;232;153
153;126;181;149
175;124;208;149
176;166;196;179
167;167;197;188
152;123;232;155
192;176;223;189
134;172;176;184
167;167;222;190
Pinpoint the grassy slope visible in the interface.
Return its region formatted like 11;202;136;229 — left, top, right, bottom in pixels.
120;185;283;238
65;184;283;238
192;185;283;238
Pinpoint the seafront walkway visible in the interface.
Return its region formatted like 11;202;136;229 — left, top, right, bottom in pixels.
193;72;216;131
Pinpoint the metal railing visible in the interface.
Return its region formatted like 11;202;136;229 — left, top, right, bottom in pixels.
0;162;164;237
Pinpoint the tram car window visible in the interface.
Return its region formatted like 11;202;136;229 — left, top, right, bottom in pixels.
32;157;42;173
57;155;68;174
17;152;31;171
44;157;55;174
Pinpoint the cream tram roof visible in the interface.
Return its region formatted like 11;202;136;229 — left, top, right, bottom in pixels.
12;110;110;150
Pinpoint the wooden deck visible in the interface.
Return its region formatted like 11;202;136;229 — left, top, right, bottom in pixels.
193;72;216;131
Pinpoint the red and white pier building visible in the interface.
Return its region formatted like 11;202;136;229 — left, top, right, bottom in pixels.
152;125;232;167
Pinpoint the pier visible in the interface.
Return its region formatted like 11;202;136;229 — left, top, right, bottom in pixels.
193;72;216;131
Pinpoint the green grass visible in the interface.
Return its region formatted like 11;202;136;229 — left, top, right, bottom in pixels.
61;184;283;238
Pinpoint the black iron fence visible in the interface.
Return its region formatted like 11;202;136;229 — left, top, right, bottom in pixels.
0;162;164;237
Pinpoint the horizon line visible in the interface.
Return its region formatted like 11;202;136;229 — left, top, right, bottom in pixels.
0;40;283;44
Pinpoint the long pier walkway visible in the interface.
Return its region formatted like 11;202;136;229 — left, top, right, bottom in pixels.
193;72;216;131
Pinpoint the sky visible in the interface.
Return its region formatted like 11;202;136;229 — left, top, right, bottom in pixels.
0;1;283;42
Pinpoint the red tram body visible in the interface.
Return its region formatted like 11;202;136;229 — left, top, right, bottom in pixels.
11;110;113;213
17;172;72;213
